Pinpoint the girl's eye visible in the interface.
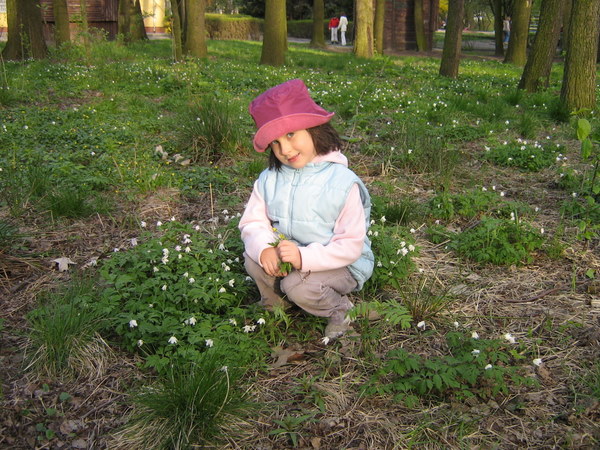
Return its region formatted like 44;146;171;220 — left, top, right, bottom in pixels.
286;132;294;138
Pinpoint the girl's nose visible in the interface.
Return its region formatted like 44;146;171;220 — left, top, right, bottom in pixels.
279;140;293;155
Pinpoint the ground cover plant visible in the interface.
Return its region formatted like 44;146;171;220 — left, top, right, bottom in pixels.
1;38;599;448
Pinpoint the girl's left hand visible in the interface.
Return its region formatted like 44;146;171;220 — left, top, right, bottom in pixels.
277;240;302;270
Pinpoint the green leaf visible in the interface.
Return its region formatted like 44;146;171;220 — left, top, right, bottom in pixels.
577;118;591;141
59;392;72;402
581;139;593;159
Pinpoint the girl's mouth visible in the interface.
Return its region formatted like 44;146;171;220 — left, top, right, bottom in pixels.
287;155;299;163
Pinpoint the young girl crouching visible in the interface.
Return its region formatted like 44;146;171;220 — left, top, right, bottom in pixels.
239;79;374;340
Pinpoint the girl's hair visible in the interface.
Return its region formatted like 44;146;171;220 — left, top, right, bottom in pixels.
268;122;343;170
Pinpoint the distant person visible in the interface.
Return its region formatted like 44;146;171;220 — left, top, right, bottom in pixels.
328;16;339;44
339;13;348;46
503;16;511;45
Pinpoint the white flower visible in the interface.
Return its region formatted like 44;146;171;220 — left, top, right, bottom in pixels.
205;339;214;347
183;272;189;278
170;216;176;221
137;339;144;347
229;318;237;326
243;325;256;333
130;238;138;247
188;277;195;283
218;243;226;251
485;364;493;370
185;317;197;326
471;331;479;339
417;321;426;329
156;221;163;227
380;216;386;223
153;266;159;273
408;244;415;252
410;228;416;233
533;358;543;366
540;228;545;234
185;246;191;253
162;284;167;291
220;365;228;372
129;319;138;328
503;333;516;344
453;321;460;328
228;279;235;287
400;247;409;256
218;287;226;293
572;192;577;197
257;318;266;325
471;349;480;356
140;221;147;228
321;336;331;345
175;245;182;252
168;336;178;344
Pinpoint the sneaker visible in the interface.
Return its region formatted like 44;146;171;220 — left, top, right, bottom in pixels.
324;316;352;339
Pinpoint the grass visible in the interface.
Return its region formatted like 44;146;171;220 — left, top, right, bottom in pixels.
1;37;600;448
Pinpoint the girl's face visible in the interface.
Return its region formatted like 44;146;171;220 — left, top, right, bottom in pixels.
269;129;317;169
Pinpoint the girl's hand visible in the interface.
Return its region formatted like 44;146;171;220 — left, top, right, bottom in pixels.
260;247;284;277
277;240;302;271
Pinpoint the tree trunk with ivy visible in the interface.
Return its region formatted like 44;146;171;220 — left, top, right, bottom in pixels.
260;0;286;66
560;0;600;112
439;0;464;78
518;0;566;92
310;0;325;48
53;0;71;46
374;0;385;54
504;0;532;66
130;0;149;41
2;0;48;60
354;0;374;58
183;0;207;57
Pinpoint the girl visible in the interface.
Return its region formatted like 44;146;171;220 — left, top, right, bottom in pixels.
239;79;374;340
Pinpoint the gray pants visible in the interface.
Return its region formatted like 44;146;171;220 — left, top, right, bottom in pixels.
244;253;357;323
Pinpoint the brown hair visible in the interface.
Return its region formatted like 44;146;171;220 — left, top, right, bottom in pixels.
268;122;343;170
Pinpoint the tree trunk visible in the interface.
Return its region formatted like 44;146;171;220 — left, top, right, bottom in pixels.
354;0;374;58
504;0;532;66
130;0;149;41
171;0;183;61
260;0;286;66
53;0;71;46
310;0;325;48
560;0;600;112
492;0;504;56
2;0;48;60
561;0;573;52
184;0;207;57
439;0;464;78
518;0;565;92
374;0;385;54
414;0;426;51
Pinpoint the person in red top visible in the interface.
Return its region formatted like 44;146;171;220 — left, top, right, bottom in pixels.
328;16;339;44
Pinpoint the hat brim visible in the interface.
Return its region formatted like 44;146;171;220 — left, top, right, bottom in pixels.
253;112;334;152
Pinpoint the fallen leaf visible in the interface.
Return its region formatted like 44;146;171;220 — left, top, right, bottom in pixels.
53;257;76;272
270;345;305;368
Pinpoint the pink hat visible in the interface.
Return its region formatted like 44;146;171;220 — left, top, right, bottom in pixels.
249;79;334;152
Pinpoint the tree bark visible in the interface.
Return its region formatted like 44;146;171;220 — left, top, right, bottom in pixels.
414;0;426;51
518;0;565;92
354;0;374;58
439;0;464;78
561;0;573;52
118;0;131;41
560;0;600;112
184;0;207;57
504;0;532;66
260;0;286;66
374;0;385;54
2;0;48;60
53;0;71;46
310;0;325;48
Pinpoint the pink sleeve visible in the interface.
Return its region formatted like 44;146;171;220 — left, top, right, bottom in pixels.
299;183;365;272
238;181;276;265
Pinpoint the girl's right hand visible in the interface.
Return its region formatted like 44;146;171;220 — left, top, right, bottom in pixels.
260;247;283;277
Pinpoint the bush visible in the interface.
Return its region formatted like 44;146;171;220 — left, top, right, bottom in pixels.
205;14;262;41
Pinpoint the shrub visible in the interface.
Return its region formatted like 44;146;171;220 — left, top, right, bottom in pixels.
205;14;262;41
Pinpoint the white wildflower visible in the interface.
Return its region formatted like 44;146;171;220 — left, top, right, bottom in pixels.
485;364;493;370
188;277;195;283
140;221;147;228
471;331;479;339
162;284;167;291
219;287;226;293
137;339;143;347
228;279;235;287
321;336;331;345
471;349;480;356
257;318;266;325
229;318;237;326
168;336;178;344
129;319;138;328
205;339;214;348
417;321;426;330
503;333;516;344
243;325;256;333
533;358;543;366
